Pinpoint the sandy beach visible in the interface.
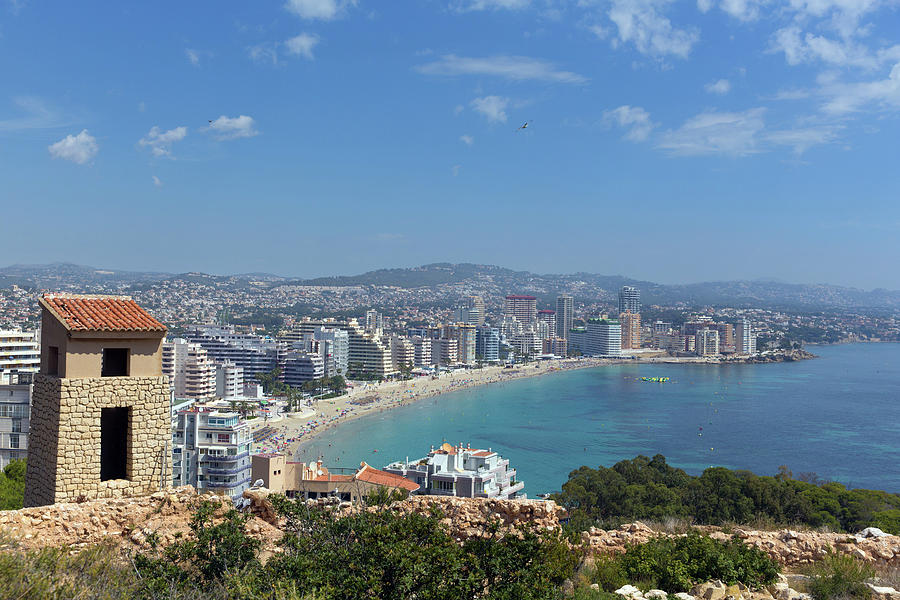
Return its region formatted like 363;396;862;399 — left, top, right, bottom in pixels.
248;349;802;459
249;357;616;458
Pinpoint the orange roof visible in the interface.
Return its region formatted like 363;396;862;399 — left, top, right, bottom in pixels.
41;294;166;333
472;450;494;457
355;463;419;492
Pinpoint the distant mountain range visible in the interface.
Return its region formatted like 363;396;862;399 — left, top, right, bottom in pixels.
2;262;899;310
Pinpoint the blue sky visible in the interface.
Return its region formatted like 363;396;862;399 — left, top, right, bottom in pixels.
1;0;899;288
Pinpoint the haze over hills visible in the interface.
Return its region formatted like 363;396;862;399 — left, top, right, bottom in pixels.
2;262;899;310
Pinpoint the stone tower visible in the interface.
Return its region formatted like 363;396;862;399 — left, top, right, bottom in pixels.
24;294;170;507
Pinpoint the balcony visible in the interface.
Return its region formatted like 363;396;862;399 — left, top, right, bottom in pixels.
201;451;249;462
204;477;251;489
204;465;248;475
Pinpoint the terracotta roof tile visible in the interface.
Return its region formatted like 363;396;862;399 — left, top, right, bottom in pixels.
355;464;420;491
41;294;166;333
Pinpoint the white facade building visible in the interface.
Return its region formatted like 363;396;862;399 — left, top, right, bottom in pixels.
163;338;216;399
215;362;243;399
172;407;252;499
0;329;39;385
0;373;30;469
586;319;622;357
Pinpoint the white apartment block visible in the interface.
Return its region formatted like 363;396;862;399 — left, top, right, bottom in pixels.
215;362;243;399
390;335;415;371
411;336;432;367
0;329;39;385
695;329;721;356
163;338;216;399
586;319;622;357
172;407;252;499
282;350;325;386
0;374;30;469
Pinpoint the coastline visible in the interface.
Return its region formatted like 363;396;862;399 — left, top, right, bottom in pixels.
250;349;812;460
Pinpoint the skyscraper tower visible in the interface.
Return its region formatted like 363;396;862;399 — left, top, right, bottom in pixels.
618;286;641;315
466;296;486;326
504;295;537;326
555;295;573;339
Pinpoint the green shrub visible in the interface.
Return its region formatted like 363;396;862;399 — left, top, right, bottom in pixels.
553;455;900;534
614;533;779;593
808;550;875;600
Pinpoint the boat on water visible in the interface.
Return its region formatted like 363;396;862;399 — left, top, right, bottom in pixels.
641;376;671;383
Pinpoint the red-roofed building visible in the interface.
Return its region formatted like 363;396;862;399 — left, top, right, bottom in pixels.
251;454;418;502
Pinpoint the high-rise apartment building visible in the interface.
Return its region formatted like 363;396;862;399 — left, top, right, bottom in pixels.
172;407;252;499
344;320;396;378
311;327;349;376
0;373;31;469
504;295;537;327
466;296;486;326
390;335;416;371
695;329;720;356
618;286;641;315
586;318;622;357
735;319;756;355
715;323;735;353
555;295;574;339
410;336;432;367
364;309;383;333
183;326;278;384
163;338;217;399
542;337;568;357
619;312;641;350
454;307;481;326
0;329;40;385
475;327;500;362
281;351;325;386
442;324;476;365
431;338;458;366
537;310;556;340
215;362;243;399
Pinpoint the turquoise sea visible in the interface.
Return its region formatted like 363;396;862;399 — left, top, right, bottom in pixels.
296;343;900;495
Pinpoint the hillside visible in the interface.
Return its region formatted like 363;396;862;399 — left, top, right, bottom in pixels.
3;262;900;310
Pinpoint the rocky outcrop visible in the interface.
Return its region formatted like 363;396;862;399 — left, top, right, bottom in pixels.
3;486;899;573
581;522;900;569
0;486;281;551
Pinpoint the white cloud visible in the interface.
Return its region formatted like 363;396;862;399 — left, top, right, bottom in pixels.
452;164;462;176
820;61;900;113
765;125;839;154
460;134;475;145
607;0;699;59
416;54;587;84
769;26;895;69
657;108;766;156
470;96;510;123
284;0;355;20
138;125;187;157
456;0;530;10
285;33;319;59
603;105;657;141
697;0;767;21
0;96;63;131
453;104;465;115
705;78;732;94
48;129;98;165
152;175;163;187
208;115;259;140
248;44;279;65
186;48;200;66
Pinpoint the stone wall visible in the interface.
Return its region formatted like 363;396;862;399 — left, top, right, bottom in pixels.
24;373;170;507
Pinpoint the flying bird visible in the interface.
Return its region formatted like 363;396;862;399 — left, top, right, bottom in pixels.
516;121;531;132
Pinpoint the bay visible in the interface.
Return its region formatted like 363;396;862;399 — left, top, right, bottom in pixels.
296;343;900;495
